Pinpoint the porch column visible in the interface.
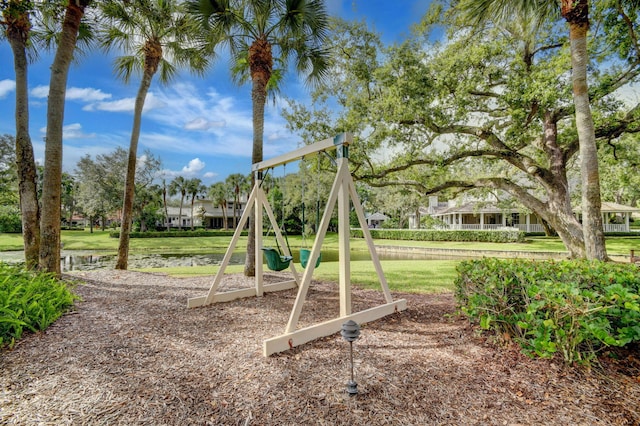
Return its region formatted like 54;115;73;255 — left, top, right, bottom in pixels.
458;213;462;229
526;214;530;232
626;212;630;232
502;213;506;227
480;212;485;230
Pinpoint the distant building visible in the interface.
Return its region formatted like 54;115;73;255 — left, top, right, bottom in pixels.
409;196;639;233
365;212;389;228
163;196;248;229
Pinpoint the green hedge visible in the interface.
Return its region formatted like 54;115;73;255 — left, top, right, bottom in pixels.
109;229;249;238
0;206;21;233
0;263;79;349
455;258;640;365
350;228;525;243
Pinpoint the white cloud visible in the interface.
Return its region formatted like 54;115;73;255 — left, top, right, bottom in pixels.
66;87;112;102
30;85;113;103
0;79;16;99
84;92;167;112
145;83;253;134
184;117;226;131
31;85;49;98
39;123;96;139
614;82;640;108
266;131;285;142
157;157;211;180
182;158;205;174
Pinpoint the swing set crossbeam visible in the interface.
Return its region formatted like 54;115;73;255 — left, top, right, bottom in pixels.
252;133;351;173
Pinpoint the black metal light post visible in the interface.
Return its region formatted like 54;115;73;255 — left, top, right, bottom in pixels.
341;320;361;396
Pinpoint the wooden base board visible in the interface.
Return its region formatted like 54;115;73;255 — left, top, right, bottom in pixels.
263;299;407;356
187;280;297;308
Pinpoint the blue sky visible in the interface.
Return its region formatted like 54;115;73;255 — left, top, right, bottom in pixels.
0;0;431;186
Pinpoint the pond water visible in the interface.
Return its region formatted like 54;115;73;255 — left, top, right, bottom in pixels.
0;249;464;272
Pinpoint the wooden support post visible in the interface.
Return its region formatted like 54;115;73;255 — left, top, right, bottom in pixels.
285;160;346;333
337;154;351;317
348;178;393;303
187;184;258;308
255;176;264;296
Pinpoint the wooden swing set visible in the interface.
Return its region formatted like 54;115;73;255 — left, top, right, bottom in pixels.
187;133;407;356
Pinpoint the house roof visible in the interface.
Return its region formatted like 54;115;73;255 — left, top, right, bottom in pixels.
574;202;640;213
431;202;504;216
366;212;390;221
432;201;640;216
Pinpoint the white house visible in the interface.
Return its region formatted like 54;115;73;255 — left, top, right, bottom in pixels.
365;212;389;228
410;196;639;233
163;196;248;229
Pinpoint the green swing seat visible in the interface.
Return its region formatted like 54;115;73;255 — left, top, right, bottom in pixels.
299;248;321;268
262;247;293;271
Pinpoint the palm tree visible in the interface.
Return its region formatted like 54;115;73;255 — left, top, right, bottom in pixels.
169;176;189;230
208;181;228;229
161;178;170;230
39;0;93;276
457;0;608;260
1;0;40;269
99;0;211;270
186;178;206;230
225;173;248;229
188;0;331;275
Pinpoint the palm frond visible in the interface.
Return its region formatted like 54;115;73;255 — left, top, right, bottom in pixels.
113;55;143;84
457;0;560;31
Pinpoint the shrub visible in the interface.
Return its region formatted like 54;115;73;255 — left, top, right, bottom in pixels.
455;258;640;365
0;263;79;349
350;228;525;243
0;206;22;233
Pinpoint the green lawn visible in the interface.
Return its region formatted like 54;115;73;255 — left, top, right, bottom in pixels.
2;230;640;294
136;259;459;294
1;229;635;255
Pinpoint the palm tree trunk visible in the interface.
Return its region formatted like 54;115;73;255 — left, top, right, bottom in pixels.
40;2;87;276
178;196;184;230
163;185;170;231
245;76;267;277
568;17;607;260
116;70;154;270
190;197;195;230
7;12;40;269
221;201;227;229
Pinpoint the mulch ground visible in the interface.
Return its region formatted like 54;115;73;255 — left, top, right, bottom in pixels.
1;270;639;425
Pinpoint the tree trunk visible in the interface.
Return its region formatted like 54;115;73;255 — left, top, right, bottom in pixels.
116;69;154;270
244;38;271;277
163;184;169;231
245;78;267;277
222;201;227;230
569;20;608;260
7;8;40;269
190;197;195;230
39;2;86;276
178;196;184;230
543;194;586;258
